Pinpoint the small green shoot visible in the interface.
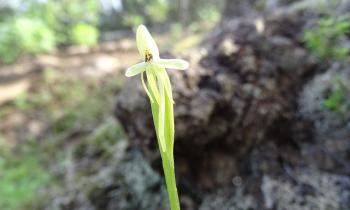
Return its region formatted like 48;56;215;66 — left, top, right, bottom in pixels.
322;76;347;113
125;25;189;210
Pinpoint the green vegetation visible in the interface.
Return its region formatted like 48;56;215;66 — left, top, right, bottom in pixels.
121;0;221;27
322;76;347;113
122;0;170;26
304;17;349;114
15;18;56;54
0;17;55;63
0;0;100;64
0;17;56;63
71;24;99;47
167;22;214;50
25;69;122;139
0;0;223;64
304;17;350;60
0;68;124;209
0;144;52;210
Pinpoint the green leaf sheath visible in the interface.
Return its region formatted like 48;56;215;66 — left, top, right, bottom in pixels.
146;68;160;104
160;69;174;104
162;71;175;166
158;77;166;152
148;69;179;210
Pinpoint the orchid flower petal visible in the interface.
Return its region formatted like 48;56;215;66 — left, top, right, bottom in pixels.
125;62;146;77
141;72;154;103
153;59;189;70
136;25;160;59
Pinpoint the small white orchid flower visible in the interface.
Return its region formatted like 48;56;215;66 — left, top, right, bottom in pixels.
125;25;189;104
125;25;187;210
125;25;188;154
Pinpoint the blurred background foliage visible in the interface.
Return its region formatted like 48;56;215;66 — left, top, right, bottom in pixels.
0;143;52;210
304;17;350;60
0;0;223;64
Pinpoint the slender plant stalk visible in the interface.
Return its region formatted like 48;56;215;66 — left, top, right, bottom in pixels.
150;77;180;210
125;25;188;210
161;152;180;210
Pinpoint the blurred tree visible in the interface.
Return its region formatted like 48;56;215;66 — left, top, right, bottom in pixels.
71;23;99;47
116;0;223;28
178;0;190;24
223;0;301;18
0;0;101;63
0;0;227;63
24;0;100;45
121;0;170;27
0;3;14;21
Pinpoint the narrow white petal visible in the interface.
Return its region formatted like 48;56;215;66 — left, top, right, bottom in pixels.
125;62;146;77
154;59;189;70
136;25;159;59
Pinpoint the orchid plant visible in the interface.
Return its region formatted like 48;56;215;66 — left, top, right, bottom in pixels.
125;25;189;210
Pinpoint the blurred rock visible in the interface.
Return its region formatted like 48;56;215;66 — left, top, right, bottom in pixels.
101;151;168;210
298;64;350;174
199;188;258;210
114;2;350;210
223;0;350;18
199;169;350;210
299;63;350;139
115;6;319;190
44;120;168;210
260;169;350;210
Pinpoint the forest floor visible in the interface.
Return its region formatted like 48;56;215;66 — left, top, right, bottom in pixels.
0;38;136;209
0;27;206;209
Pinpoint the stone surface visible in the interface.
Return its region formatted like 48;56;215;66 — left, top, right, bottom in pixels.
298;64;350;174
115;6;320;190
113;1;350;209
260;170;350;210
199;169;350;210
42;120;168;210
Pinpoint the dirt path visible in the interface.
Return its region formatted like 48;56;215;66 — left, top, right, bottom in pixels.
0;39;139;105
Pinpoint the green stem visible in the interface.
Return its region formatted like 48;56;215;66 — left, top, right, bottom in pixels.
148;71;180;210
161;153;180;210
